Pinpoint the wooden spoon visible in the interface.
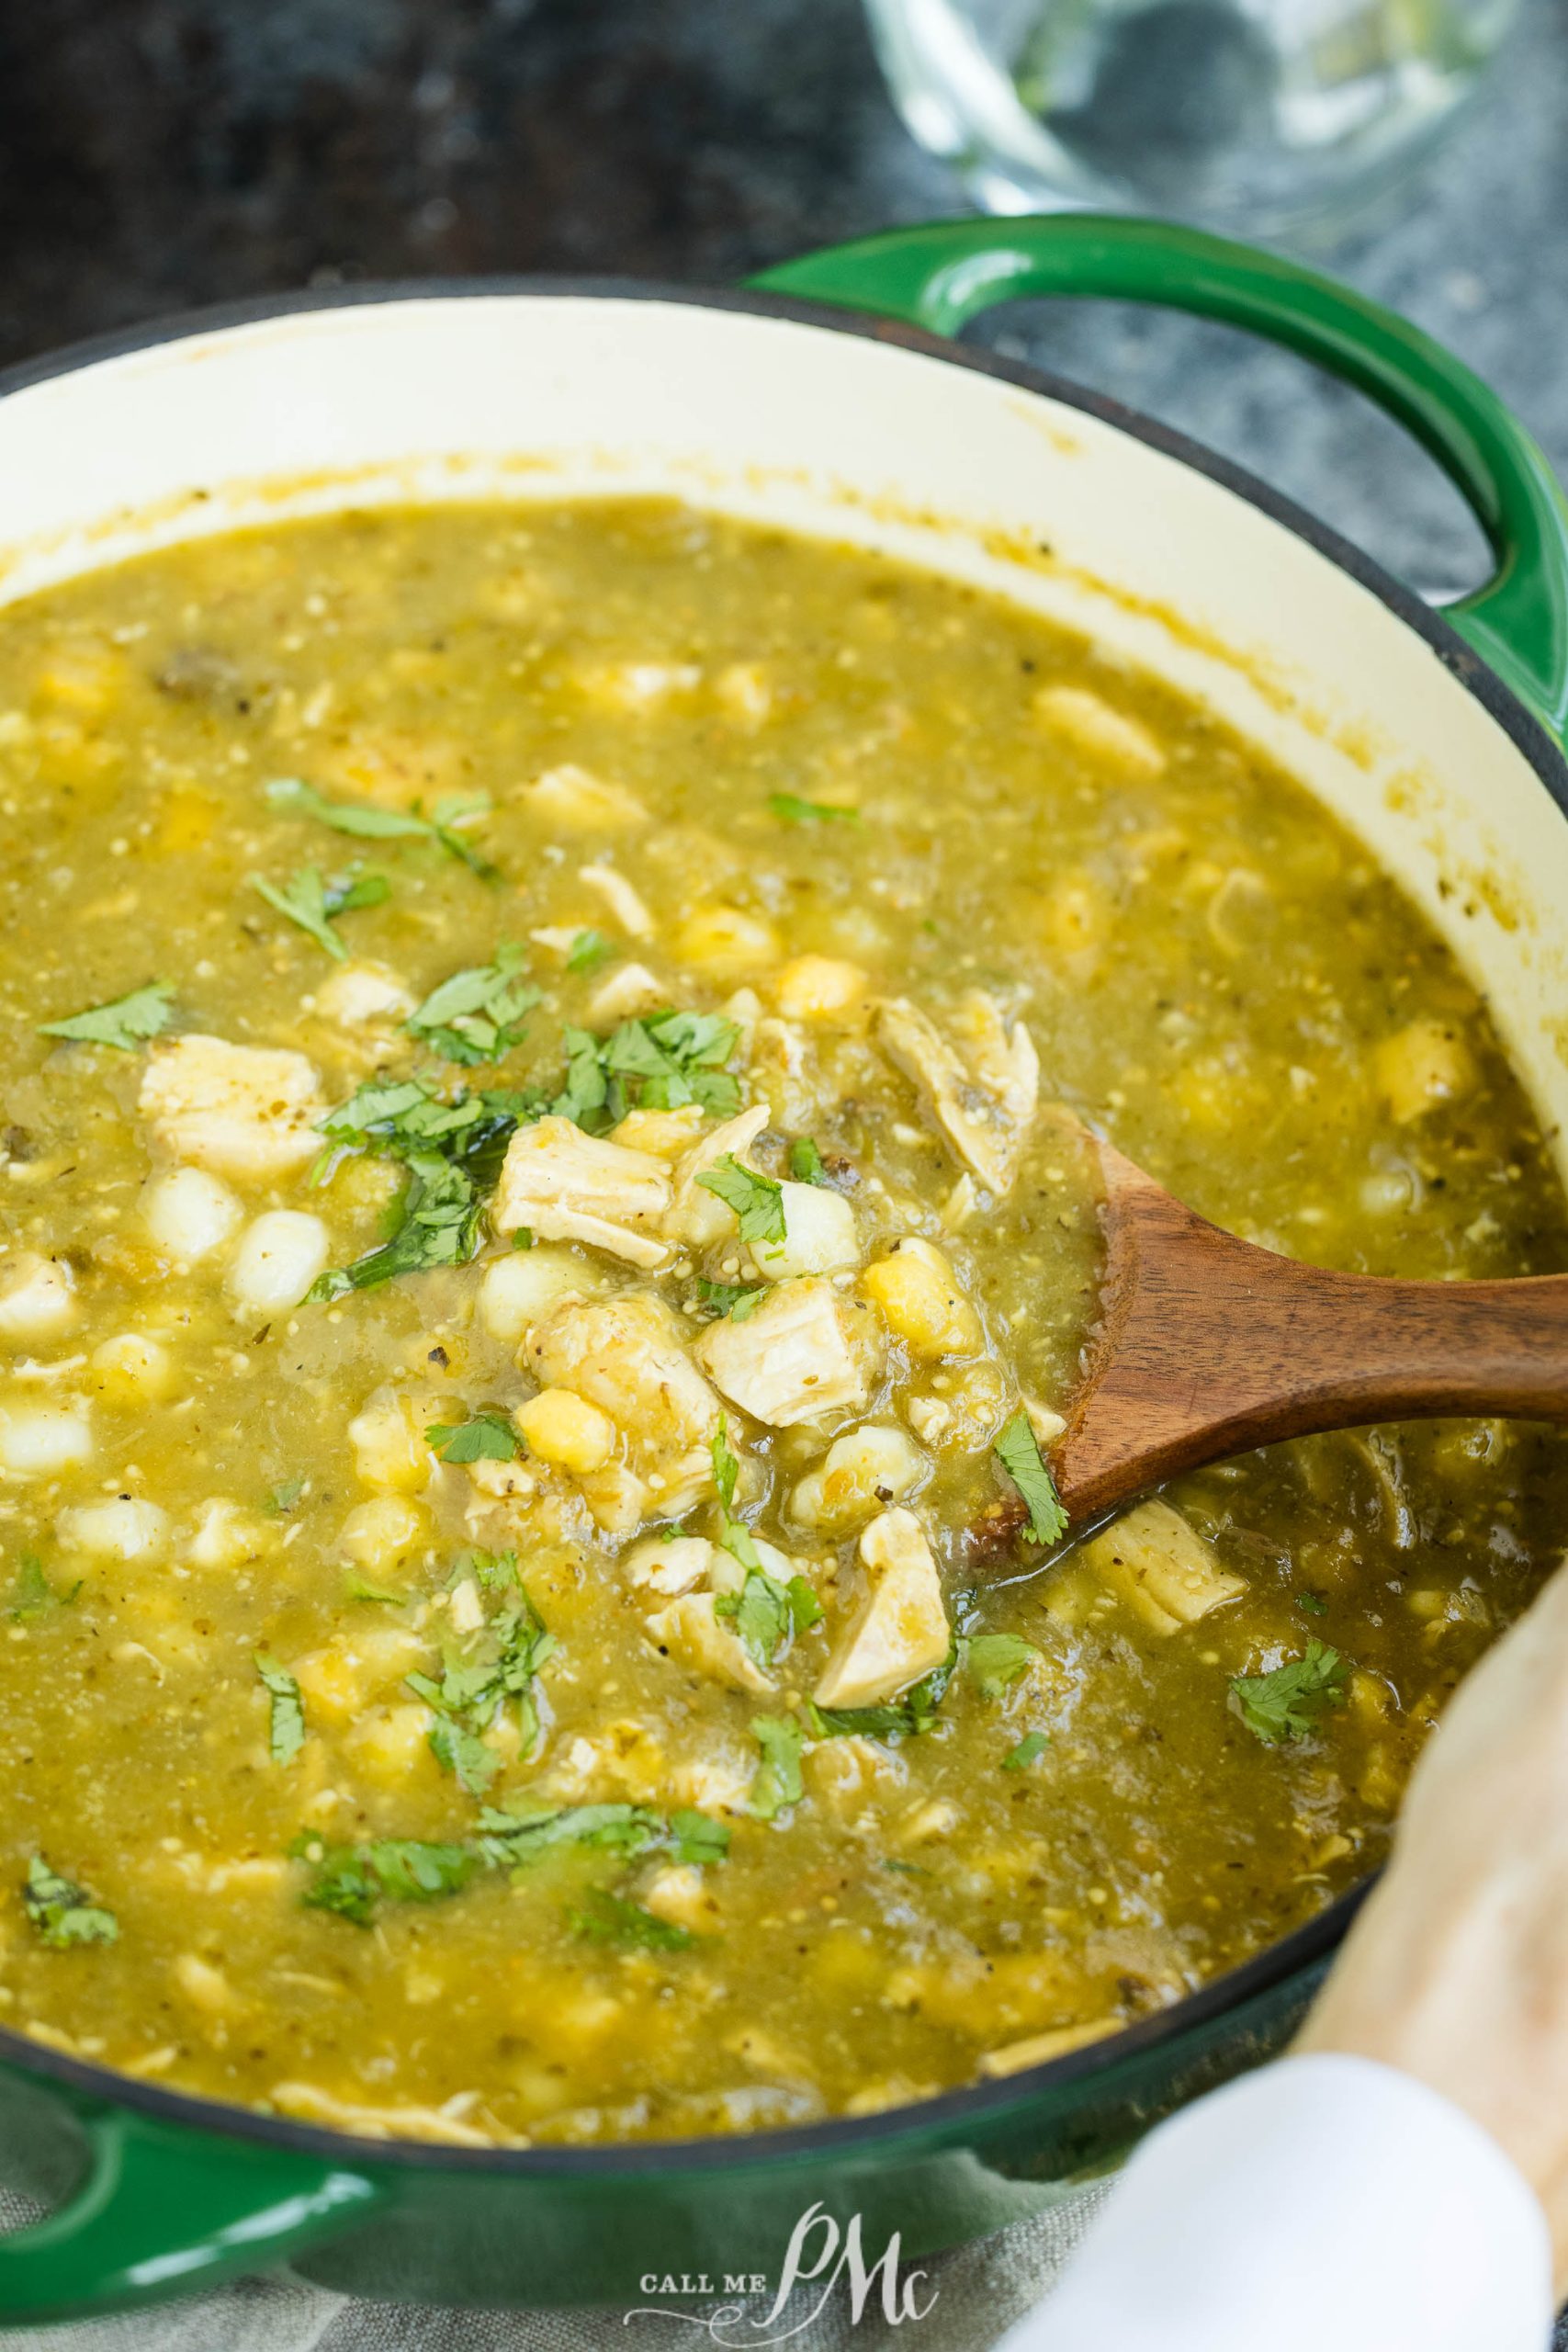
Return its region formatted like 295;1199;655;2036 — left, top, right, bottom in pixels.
1049;1125;1568;1523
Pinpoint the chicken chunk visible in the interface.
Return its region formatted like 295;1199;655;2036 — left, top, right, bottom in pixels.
813;1508;949;1710
696;1279;882;1429
586;963;664;1025
140;1035;325;1181
519;763;649;832
644;1591;774;1696
1079;1498;1245;1634
874;993;1038;1197
664;1103;771;1249
525;1291;721;1525
492;1116;671;1268
622;1533;719;1597
312;962;412;1026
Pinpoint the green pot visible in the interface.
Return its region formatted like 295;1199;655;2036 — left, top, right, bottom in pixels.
0;214;1564;2324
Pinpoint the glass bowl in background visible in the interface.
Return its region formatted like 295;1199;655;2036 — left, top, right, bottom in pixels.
862;0;1521;239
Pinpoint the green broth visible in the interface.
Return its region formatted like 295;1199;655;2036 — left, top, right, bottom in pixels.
0;496;1561;2145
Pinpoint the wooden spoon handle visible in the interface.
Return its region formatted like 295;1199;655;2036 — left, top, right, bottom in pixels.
1052;1142;1568;1521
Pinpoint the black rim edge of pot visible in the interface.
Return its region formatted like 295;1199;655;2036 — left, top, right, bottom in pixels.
0;270;1553;2182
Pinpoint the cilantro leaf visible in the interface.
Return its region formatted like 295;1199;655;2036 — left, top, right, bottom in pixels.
310;1078;532;1299
696;1154;787;1248
748;1715;806;1821
788;1136;828;1184
266;777;499;876
1002;1730;1050;1771
767;793;861;826
255;1653;306;1765
694;1279;766;1323
406;1581;557;1791
994;1409;1068;1547
263;1476;306;1518
23;1855;118;1949
963;1631;1041;1701
809;1644;957;1744
710;1416;741;1515
344;1571;407;1605
424;1712;502;1797
566;928;615;975
293;1836;477;1926
569;1888;694;1951
1298;1592;1329;1617
1230;1641;1348;1745
9;1555;79;1621
671;1809;731;1866
249;865;389;961
715;1565;819;1670
425;1409;520;1464
39;982;175;1052
407;947;540;1067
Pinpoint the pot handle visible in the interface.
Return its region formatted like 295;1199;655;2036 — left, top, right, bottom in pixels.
0;2095;386;2322
750;216;1568;745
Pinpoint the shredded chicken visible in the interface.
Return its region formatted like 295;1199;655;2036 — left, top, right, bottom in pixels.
525;1291;720;1527
644;1590;774;1695
139;1035;325;1181
873;992;1039;1196
1079;1499;1245;1634
664;1102;771;1249
491;1117;671;1268
695;1278;882;1428
813;1508;949;1710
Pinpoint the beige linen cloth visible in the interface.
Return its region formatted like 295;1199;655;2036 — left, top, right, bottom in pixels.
0;2175;1116;2349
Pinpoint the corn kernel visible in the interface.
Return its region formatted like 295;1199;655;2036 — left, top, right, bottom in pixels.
862;1238;981;1358
514;1388;617;1475
773;956;868;1020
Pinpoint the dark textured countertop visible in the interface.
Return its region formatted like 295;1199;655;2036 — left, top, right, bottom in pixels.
3;0;1564;602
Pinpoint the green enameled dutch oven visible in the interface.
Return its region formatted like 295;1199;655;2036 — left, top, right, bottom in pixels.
1;215;1567;2324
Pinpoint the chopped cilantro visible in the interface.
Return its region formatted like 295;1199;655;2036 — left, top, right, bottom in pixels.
715;1567;822;1671
39;982;175;1052
994;1409;1068;1547
566;928;615;975
1297;1592;1329;1617
263;1476;306;1518
249;865;389;961
1229;1641;1348;1745
696;1155;787;1249
809;1645;957;1744
309;1076;534;1299
881;1857;931;1878
788;1136;828;1184
405;1577;557;1791
265;777;498;878
24;1855;117;1949
293;1836;477;1926
1002;1730;1050;1772
255;1654;306;1765
406;947;540;1067
569;1888;694;1951
710;1417;741;1514
294;1794;727;1925
344;1571;406;1606
425;1409;520;1464
963;1632;1041;1701
767;793;861;826
748;1714;807;1821
671;1809;731;1866
694;1279;766;1323
9;1555;79;1621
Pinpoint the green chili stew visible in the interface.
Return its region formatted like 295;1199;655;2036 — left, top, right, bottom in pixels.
0;497;1561;2146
